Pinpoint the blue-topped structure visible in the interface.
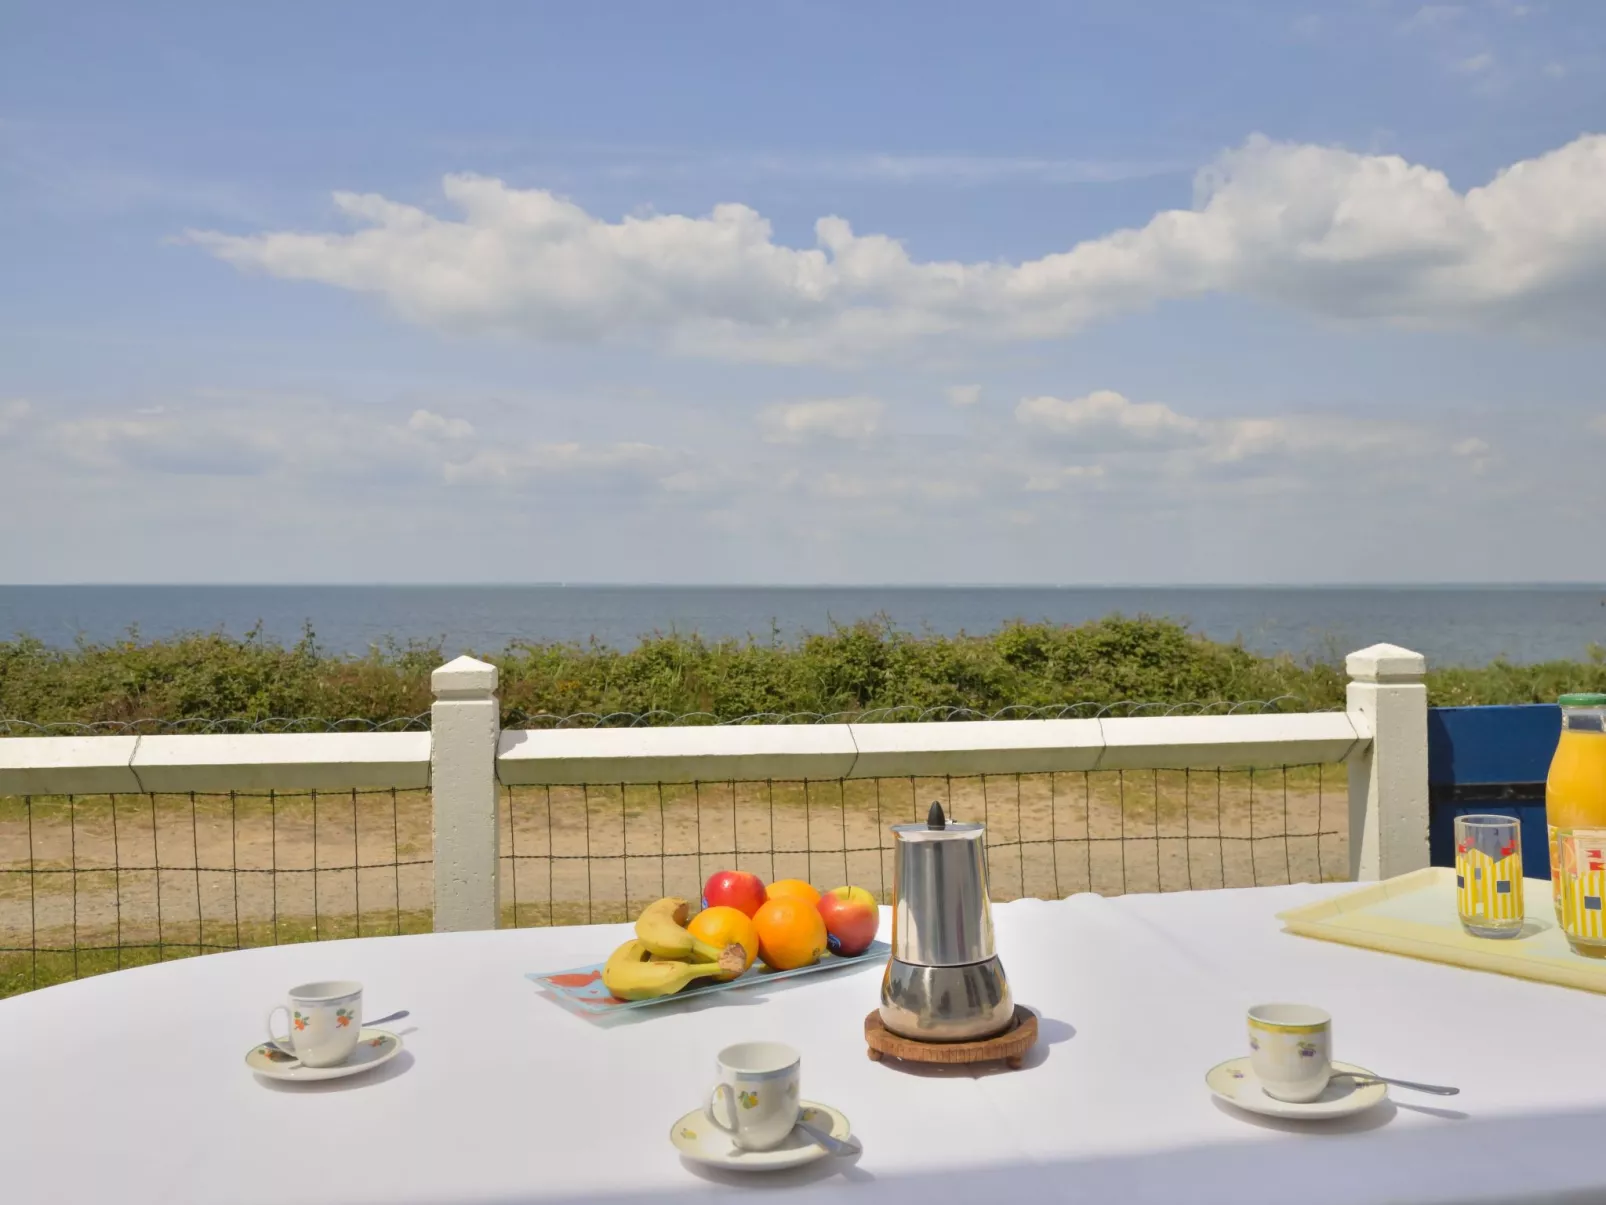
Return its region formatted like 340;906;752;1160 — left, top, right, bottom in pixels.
1427;704;1561;881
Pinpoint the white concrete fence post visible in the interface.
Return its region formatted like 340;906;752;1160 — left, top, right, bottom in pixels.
1345;643;1430;881
431;655;501;932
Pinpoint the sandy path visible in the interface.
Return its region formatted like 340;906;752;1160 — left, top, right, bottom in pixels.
1;766;1346;953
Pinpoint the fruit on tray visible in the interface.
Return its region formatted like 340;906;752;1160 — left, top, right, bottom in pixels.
687;906;759;980
635;897;743;963
601;939;745;1001
817;885;879;957
765;878;822;906
702;870;767;918
753;896;829;971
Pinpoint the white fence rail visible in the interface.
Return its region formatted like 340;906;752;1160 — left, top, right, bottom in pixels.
0;644;1430;932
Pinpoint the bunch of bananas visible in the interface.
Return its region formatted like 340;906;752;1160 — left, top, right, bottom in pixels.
601;897;748;1001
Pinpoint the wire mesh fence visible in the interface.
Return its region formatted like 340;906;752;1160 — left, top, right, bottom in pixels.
499;698;1318;728
0;788;435;999
0;718;434;736
2;764;1345;999
501;766;1345;926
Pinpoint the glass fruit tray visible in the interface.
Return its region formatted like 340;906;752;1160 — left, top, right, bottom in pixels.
529;940;891;1016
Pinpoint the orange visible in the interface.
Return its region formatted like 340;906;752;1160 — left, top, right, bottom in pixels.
765;878;821;906
752;897;828;971
687;906;758;980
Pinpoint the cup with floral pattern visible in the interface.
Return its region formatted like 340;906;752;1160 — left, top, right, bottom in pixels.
266;980;363;1068
1247;1003;1332;1103
707;1041;800;1151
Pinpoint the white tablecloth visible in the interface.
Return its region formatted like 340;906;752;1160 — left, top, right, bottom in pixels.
5;882;1606;1204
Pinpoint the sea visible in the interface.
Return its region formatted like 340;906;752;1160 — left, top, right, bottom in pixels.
3;585;1606;668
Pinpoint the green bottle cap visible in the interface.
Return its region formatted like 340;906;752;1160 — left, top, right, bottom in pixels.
1558;694;1606;707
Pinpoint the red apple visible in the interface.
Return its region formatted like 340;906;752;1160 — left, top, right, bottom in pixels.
817;885;879;957
702;870;767;919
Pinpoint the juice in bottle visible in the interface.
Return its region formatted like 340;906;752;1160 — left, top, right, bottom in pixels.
1546;694;1606;923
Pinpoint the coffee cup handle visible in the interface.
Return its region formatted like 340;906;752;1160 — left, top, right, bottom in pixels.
708;1083;738;1135
266;1005;298;1060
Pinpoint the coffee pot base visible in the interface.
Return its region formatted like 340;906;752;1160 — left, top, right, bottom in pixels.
878;956;1014;1042
866;1004;1037;1069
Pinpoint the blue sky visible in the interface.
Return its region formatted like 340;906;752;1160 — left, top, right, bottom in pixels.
3;1;1605;584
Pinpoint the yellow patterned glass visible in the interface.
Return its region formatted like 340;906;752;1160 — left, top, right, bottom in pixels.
1559;829;1606;958
1455;814;1523;939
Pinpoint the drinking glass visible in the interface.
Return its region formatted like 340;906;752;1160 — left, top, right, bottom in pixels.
1455;814;1524;938
1559;829;1606;958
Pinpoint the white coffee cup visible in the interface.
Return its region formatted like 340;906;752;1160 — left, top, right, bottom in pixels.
1248;1003;1332;1103
707;1041;801;1151
266;980;363;1068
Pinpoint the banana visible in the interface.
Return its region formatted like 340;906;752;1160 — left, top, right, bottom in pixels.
635;897;735;963
601;939;745;1000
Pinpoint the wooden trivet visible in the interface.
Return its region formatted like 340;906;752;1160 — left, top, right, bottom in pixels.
864;1005;1037;1070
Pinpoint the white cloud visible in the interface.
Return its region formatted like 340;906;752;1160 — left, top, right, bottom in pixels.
1023;463;1106;492
1009;390;1432;496
188;132;1606;362
439;440;670;485
4;381;1477;545
1211;417;1292;463
1454;51;1496;73
1453;435;1494;473
0;399;32;438
945;384;983;407
24;394;672;493
769;467;983;505
10;379;1581;584
1400;4;1466;33
406;409;474;439
1016;390;1202;449
52;413;284;477
759;397;883;443
659;469;718;493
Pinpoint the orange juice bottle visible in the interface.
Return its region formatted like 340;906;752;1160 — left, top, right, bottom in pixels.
1546;694;1606;921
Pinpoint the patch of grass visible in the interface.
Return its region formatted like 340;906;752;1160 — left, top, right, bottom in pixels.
0;900;613;998
0;908;438;999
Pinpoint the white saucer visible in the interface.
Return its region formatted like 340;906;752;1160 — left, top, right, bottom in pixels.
1207;1058;1389;1120
246;1028;403;1082
670;1101;852;1171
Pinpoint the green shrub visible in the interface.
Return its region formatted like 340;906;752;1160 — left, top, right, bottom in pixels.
1;616;1597;727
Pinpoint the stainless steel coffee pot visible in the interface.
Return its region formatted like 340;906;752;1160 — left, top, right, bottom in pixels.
879;801;1013;1042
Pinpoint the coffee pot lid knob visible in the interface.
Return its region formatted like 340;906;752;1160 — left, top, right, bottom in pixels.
927;800;946;829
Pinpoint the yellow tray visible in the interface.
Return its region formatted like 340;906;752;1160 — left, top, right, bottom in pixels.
1278;867;1606;995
